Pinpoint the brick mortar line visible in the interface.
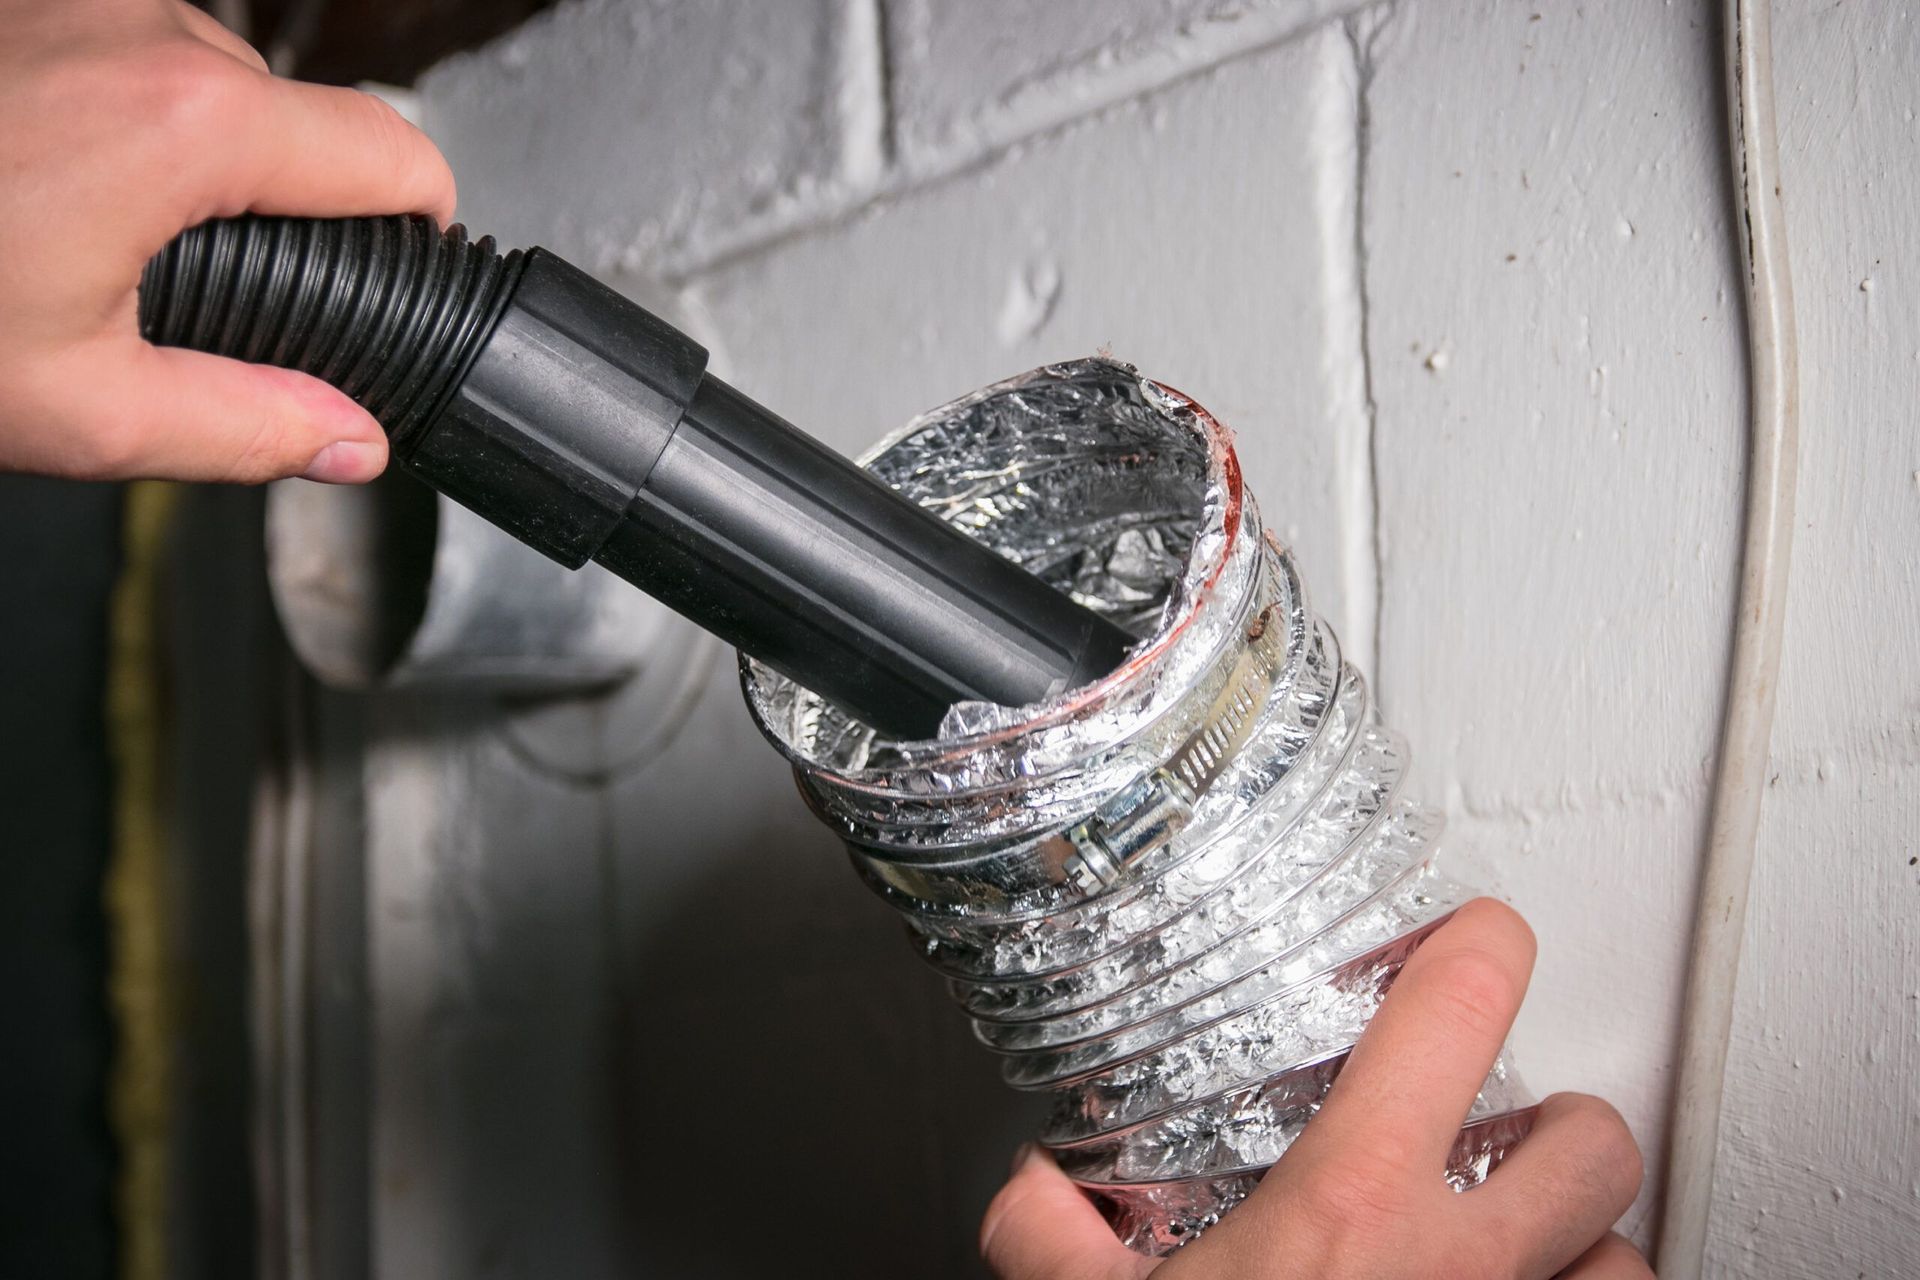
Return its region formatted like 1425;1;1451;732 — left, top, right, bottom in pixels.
654;0;1382;285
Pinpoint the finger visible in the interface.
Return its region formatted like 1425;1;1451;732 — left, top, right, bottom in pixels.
172;1;269;72
1558;1231;1654;1279
1466;1094;1644;1279
64;337;388;483
195;74;456;226
1288;899;1536;1180
255;78;456;223
980;1146;1154;1280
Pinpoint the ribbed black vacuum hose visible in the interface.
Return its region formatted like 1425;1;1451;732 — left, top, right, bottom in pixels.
136;214;1135;735
138;215;523;454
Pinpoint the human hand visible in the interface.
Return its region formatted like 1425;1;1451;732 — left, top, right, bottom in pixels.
980;900;1651;1279
0;0;456;484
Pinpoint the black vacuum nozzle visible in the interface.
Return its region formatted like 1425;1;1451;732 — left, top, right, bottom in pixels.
138;215;1133;737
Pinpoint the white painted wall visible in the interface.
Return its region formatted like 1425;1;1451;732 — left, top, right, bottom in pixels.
283;2;1919;1275
1356;0;1747;1247
1713;5;1920;1272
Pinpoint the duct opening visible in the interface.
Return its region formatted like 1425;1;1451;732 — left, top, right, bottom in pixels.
742;359;1533;1254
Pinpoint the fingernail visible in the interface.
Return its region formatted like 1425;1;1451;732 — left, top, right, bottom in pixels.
1009;1142;1037;1175
301;440;386;484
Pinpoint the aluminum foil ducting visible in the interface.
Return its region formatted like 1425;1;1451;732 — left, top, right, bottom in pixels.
742;359;1536;1254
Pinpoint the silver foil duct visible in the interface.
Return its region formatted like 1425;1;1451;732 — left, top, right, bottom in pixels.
742;359;1536;1254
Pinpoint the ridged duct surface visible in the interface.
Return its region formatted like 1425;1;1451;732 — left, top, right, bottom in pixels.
745;360;1536;1253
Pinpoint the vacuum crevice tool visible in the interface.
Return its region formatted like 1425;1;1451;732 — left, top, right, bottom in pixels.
138;214;1134;737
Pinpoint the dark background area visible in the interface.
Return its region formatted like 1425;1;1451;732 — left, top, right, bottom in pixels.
0;480;283;1279
2;10;570;1273
0;480;123;1278
194;0;563;86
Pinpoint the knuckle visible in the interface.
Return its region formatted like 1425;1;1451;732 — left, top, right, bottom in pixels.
977;1190;1015;1260
356;94;422;169
357;93;454;210
1300;1156;1406;1231
977;1181;1046;1275
144;41;255;138
1580;1232;1654;1278
1341;1125;1426;1184
1558;1094;1645;1205
1462;1214;1528;1280
223;416;300;482
175;1;271;71
1423;945;1525;1042
30;55;102;117
76;416;144;477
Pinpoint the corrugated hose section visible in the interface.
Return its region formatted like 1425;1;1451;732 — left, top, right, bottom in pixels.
136;215;524;452
743;359;1539;1254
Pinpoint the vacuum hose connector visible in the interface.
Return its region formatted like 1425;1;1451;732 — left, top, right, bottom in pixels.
139;215;1133;737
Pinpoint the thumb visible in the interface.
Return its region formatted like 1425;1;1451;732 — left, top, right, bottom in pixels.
980;1145;1156;1280
73;338;389;483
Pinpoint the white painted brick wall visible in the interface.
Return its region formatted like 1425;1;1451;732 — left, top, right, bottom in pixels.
1357;1;1748;1238
1712;6;1920;1274
330;1;1920;1274
419;0;859;274
688;19;1372;647
882;0;1370;171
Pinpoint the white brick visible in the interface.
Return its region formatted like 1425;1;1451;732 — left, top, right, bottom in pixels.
685;21;1370;623
884;0;1371;171
1365;0;1745;799
1447;798;1705;1241
1713;4;1920;1273
379;3;1920;1271
417;0;855;274
1360;1;1746;1242
1714;756;1920;1277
